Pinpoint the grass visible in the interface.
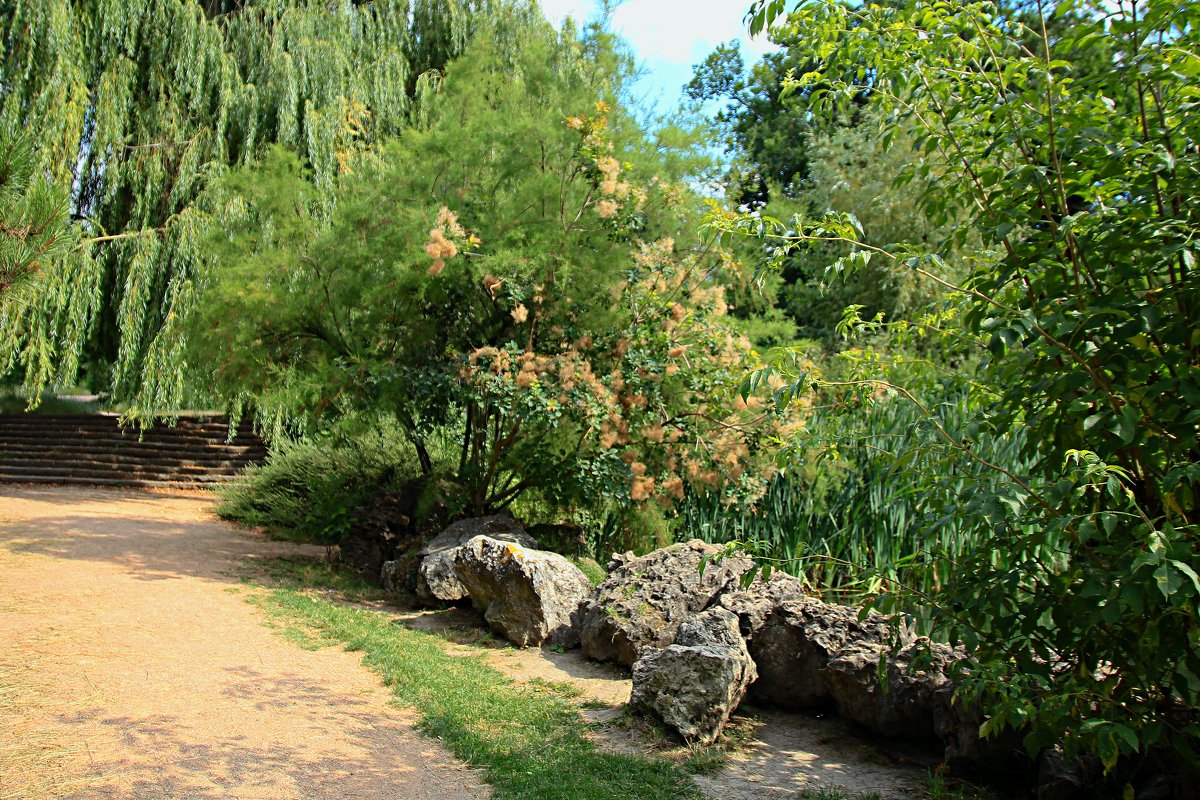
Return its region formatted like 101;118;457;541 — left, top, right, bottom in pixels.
798;790;884;800
245;554;389;602
247;573;703;800
0;658;92;800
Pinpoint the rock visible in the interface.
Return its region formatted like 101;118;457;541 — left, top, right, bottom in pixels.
415;515;536;603
718;570;812;636
630;607;758;745
341;478;452;582
824;637;960;738
453;535;592;647
1035;747;1103;800
578;540;754;666
742;595;907;710
380;560;401;593
340;490;409;579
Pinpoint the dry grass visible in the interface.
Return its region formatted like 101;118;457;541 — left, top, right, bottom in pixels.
0;659;93;800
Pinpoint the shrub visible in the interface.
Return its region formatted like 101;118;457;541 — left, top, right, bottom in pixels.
217;415;433;544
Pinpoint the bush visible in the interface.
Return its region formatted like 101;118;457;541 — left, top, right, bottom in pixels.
217;415;436;544
734;0;1200;776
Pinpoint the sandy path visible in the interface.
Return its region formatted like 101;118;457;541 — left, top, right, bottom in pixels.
0;485;489;800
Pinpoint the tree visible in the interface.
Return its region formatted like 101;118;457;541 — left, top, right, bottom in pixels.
0;0;505;411
0;128;88;389
192;20;798;517
0;129;73;301
725;0;1200;778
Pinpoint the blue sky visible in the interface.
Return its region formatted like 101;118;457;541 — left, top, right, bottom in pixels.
538;0;777;115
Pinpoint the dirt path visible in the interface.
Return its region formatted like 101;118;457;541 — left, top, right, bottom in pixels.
0;485;489;800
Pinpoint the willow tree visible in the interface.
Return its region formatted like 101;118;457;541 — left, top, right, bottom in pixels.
0;0;504;412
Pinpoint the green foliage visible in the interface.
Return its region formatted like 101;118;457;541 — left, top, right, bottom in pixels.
723;0;1200;773
196;22;798;519
0;0;508;412
217;415;435;544
773;108;967;344
253;585;705;800
0;129;73;301
568;556;607;586
0;127;87;394
684;354;1035;621
687;39;823;205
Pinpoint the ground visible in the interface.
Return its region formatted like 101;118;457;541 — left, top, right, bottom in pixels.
0;484;927;800
0;486;487;800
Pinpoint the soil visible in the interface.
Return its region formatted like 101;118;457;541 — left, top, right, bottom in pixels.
0;485;488;800
0;483;928;800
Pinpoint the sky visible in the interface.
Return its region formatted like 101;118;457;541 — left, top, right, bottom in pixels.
537;0;777;116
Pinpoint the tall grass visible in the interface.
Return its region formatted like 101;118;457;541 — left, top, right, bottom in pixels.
681;386;1037;614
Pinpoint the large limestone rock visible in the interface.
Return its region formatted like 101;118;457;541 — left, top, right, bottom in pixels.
453;536;593;648
578;540;754;666
748;598;904;709
415;516;535;603
341;478;456;585
825;637;961;738
721;573;911;710
340;487;415;579
631;607;757;745
718;570;812;635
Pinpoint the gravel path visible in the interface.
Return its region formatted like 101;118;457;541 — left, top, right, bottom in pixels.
0;485;489;800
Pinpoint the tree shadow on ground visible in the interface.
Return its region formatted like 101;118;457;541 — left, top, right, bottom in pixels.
0;485;319;584
59;665;479;800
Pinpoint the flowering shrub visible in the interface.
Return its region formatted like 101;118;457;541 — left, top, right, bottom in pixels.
194;26;799;517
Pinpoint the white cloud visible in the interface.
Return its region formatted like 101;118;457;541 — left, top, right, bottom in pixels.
540;0;775;70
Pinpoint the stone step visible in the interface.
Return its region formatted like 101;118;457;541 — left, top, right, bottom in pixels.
0;413;267;488
0;474;229;490
0;440;266;460
0;464;241;483
0;453;256;471
0;422;258;441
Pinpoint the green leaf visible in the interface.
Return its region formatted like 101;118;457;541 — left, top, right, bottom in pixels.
1154;563;1183;599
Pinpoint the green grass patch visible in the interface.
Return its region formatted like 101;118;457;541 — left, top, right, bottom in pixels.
249;585;703;800
568;556;607;587
247;555;387;602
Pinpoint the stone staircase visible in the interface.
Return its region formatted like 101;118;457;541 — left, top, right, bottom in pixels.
0;413;267;490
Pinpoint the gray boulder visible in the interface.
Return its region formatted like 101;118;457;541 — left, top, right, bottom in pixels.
453;535;593;648
380;560;401;594
825;637;961;738
718;570;812;635
578;540;754;666
747;597;906;709
415;516;535;603
721;572;912;711
630;607;757;745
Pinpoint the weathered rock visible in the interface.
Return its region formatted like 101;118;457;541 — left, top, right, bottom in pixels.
631;607;758;745
380;559;401;594
341;478;453;582
453;535;592;647
578;540;754;666
1035;747;1104;800
824;637;960;738
740;595;907;710
718;570;812;636
340;488;411;579
415;515;535;603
